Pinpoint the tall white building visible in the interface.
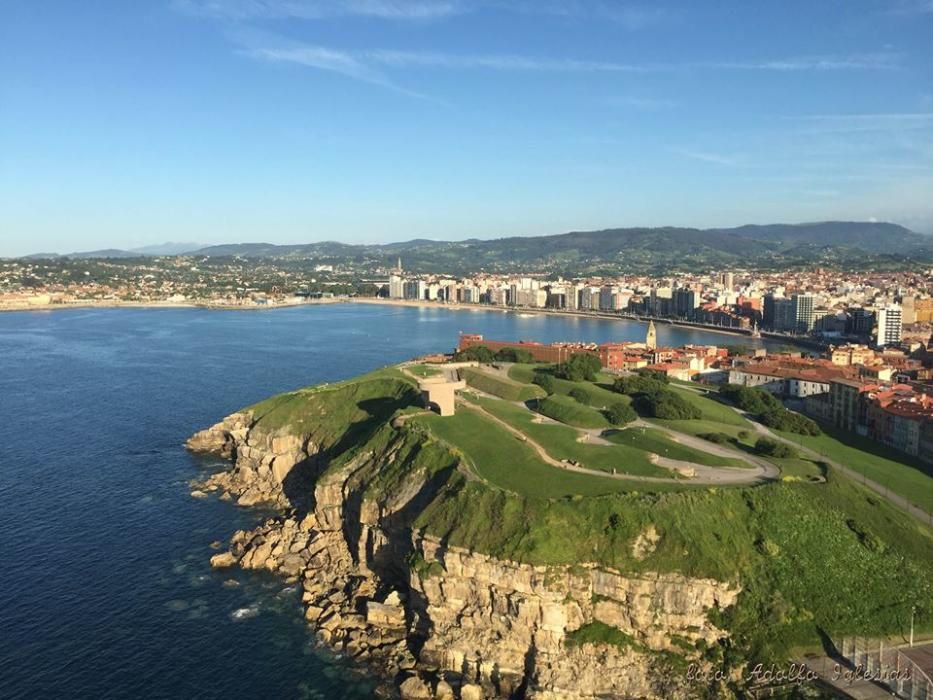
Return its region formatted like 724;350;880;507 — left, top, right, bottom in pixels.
876;304;902;348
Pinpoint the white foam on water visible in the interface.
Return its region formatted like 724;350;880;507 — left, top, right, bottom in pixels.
230;604;260;621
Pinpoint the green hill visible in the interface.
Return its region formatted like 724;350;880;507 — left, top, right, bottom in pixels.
234;369;933;665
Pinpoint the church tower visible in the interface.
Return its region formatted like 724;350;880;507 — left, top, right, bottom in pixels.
646;320;657;350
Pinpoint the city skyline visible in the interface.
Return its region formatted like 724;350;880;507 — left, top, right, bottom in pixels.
2;0;933;257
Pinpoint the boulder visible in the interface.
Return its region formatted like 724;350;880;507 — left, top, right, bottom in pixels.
460;684;484;700
209;552;237;569
399;675;432;699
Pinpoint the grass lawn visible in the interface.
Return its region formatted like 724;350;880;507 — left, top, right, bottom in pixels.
413;408;657;497
775;424;933;515
774;458;825;481
666;384;751;426
407;363;441;378
508;364;627;408
535;394;610;429
462;367;546;402
475;396;677;479
604;427;748;468
649;418;754;443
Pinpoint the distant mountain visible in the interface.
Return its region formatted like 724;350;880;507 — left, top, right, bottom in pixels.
718;221;928;251
130;242;203;255
179;221;931;273
21;221;931;273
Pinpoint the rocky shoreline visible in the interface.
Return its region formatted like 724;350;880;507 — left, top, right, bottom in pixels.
187;410;742;699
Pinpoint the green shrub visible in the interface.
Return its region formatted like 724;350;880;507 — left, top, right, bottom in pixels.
699;432;731;444
759;409;821;435
720;384;783;414
494;346;535;363
635;390;702;420
614;374;668;397
566;622;641;651
754;438;798;458
455;345;495;363
554;353;601;382
569;387;590;404
606;401;638;426
533;372;555;395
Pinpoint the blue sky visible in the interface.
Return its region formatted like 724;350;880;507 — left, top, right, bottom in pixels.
1;0;932;256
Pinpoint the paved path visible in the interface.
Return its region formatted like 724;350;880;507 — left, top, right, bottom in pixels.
726;405;933;526
460;396;779;487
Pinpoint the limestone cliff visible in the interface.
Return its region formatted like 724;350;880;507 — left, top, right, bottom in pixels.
188;406;741;700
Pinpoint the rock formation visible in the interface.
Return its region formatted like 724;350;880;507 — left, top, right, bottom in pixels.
188;409;741;699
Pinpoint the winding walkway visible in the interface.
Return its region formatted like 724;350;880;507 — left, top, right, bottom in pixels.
727;405;933;525
460;396;778;487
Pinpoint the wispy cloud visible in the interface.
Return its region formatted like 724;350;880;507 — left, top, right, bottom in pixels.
701;53;901;71
795;112;933;133
886;0;933;16
673;148;742;166
365;49;650;72
173;0;464;20
244;45;435;99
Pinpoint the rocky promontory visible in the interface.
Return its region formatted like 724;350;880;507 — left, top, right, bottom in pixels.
186;373;744;699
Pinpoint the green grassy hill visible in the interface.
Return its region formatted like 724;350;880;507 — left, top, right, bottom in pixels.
461;367;546;402
535;394;610;429
232;366;933;667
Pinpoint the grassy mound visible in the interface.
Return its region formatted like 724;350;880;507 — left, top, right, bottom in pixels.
462;367;546;402
536;395;609;429
247;369;419;442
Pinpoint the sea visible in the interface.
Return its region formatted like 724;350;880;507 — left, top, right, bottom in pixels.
0;303;778;699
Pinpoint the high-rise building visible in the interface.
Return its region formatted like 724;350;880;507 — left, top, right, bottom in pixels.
388;274;404;299
720;272;734;291
876;305;902;348
792;293;815;333
674;287;699;317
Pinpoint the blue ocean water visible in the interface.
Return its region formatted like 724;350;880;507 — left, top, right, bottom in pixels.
0;304;775;699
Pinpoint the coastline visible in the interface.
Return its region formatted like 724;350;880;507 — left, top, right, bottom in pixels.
0;297;344;314
1;295;818;349
351;297;778;342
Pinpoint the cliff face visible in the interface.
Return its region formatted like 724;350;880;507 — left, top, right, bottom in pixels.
188;410;740;700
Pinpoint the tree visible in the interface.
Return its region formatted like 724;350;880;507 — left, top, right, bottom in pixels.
606;401;637;426
555;353;602;382
614;374;667;397
569;387;590;404
494;346;535;363
754;437;798;458
454;345;495;363
635;390;702;420
533;372;555;395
